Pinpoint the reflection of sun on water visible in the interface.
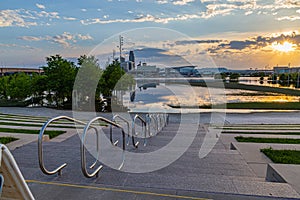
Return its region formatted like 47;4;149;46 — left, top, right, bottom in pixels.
271;41;296;52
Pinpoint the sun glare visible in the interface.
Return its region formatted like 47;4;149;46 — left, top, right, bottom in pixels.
271;41;296;52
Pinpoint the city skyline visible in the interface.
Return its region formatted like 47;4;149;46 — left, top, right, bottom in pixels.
0;0;299;69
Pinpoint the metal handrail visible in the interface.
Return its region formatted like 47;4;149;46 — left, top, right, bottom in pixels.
112;115;139;148
0;144;35;199
81;117;126;178
132;114;148;146
38;115;95;176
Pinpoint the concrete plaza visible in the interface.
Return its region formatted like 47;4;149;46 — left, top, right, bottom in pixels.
0;107;300;199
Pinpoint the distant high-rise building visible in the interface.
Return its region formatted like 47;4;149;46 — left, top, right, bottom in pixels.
129;51;135;62
129;51;135;70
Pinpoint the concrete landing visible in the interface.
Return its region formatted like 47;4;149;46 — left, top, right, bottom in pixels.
266;164;300;194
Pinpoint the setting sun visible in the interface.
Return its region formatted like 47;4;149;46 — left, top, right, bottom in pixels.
272;41;296;52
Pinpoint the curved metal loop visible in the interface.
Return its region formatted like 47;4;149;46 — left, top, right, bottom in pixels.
109;124;119;146
38;115;88;176
113;114;139;148
132;114;147;146
147;114;158;136
81;116;126;178
159;113;165;131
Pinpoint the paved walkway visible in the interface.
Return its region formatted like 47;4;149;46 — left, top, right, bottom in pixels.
1;107;300;199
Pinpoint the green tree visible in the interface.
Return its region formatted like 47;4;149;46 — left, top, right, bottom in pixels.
0;76;10;99
74;55;102;110
43;54;78;108
214;73;227;81
6;73;32;100
229;73;240;82
31;74;48;105
278;73;292;86
99;60;125;97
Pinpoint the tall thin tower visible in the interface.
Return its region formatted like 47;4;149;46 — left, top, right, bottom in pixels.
129;50;135;63
118;35;123;62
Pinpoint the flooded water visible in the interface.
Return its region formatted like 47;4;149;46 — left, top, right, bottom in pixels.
239;77;299;89
119;82;300;112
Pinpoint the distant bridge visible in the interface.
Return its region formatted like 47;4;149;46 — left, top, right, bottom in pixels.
0;67;43;76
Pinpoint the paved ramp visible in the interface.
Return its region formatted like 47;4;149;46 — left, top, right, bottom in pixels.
10;118;300;199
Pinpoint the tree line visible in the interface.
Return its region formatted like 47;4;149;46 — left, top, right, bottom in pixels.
0;54;135;110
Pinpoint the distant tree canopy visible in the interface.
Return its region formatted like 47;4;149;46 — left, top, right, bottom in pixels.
229;73;240;82
6;73;31;100
0;54;135;110
99;60;125;97
214;73;227;80
73;55;103;110
43;54;78;108
76;55;102;99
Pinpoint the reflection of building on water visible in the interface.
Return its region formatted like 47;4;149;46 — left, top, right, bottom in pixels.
138;82;157;90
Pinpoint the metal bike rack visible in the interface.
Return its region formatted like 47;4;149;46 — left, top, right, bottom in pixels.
112;114;139;148
132;114;148;146
39;113;169;178
81;117;126;178
149;113;169;136
38;115;98;176
146;114;158;136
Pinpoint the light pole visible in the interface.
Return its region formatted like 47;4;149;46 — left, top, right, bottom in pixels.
118;35;123;62
297;69;300;88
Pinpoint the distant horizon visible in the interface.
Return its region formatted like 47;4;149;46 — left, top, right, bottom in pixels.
1;61;296;71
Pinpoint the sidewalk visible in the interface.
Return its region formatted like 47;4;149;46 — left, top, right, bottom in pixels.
11;123;300;199
1;107;300;199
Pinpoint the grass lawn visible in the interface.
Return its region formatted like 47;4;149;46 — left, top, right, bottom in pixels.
0;113;48;120
0;128;65;139
223;131;300;135
261;148;300;164
0;137;18;144
235;136;300;144
0;121;83;129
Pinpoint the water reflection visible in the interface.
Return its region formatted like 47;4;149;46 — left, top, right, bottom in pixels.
239;77;300;89
121;83;300;111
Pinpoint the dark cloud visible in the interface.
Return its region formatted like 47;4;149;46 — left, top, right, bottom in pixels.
270;32;300;45
224;40;256;50
134;47;169;57
174;39;223;46
207;32;300;54
133;47;191;66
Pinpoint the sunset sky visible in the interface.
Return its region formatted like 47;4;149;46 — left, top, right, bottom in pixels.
0;0;299;69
